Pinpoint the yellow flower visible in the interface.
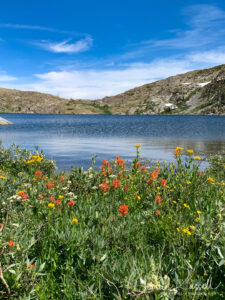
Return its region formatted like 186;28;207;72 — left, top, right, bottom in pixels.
26;159;35;164
136;195;141;200
0;176;7;180
182;228;192;235
197;210;202;214
17;190;25;195
173;201;177;204
176;228;180;232
176;147;184;151
58;195;64;199
194;156;203;160
207;177;215;183
48;203;55;209
184;203;190;209
72;218;78;223
187;149;194;155
195;217;200;222
186;181;191;185
134;144;142;148
190;225;196;230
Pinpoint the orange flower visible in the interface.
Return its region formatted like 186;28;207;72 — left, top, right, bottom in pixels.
55;199;61;205
155;195;162;203
60;176;65;181
102;171;107;177
35;170;42;178
18;191;28;199
174;150;180;156
46;182;54;189
116;156;125;168
49;196;55;202
111;178;121;188
118;204;128;216
68;200;75;206
136;162;141;168
160;179;166;186
39;195;44;199
7;240;14;247
151;171;158;180
156;210;161;215
29;264;34;269
99;182;109;192
141;166;146;172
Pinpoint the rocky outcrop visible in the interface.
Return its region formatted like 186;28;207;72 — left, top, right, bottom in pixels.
0;117;13;125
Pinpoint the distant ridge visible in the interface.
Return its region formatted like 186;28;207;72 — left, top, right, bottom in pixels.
1;64;225;115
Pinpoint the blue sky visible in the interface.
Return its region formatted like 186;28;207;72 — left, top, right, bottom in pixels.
0;0;225;99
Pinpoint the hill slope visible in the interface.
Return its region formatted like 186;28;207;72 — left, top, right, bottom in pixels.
1;64;225;115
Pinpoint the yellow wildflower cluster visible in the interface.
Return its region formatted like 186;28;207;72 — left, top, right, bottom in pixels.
48;203;55;209
187;149;194;155
176;147;184;151
182;228;192;235
134;144;142;148
72;218;78;223
26;155;43;164
0;176;7;180
184;203;190;209
207;177;215;184
194;156;203;160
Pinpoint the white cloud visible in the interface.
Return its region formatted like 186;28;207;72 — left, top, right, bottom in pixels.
0;72;17;82
35;37;93;54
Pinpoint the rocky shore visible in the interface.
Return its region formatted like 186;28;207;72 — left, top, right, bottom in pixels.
0;116;13;125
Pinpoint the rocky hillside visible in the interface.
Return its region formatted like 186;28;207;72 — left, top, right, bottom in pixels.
1;64;225;115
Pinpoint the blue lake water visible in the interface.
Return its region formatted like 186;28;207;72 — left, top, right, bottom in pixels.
0;114;225;171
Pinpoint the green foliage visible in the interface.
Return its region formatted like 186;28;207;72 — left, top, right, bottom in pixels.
0;145;224;299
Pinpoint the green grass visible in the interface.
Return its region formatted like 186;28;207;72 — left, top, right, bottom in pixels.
0;145;224;299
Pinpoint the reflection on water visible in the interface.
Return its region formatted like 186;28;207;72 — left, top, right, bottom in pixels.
0;114;225;170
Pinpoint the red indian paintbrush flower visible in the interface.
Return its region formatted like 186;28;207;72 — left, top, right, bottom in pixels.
118;204;129;216
156;210;161;215
68;200;75;206
35;170;42;178
155;195;162;203
60;176;65;181
19;191;28;199
49;196;55;202
99;182;109;192
7;240;14;247
160;179;166;186
111;179;121;188
46;182;54;189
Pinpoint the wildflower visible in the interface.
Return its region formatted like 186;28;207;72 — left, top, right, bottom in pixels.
29;264;34;269
173;201;177;204
182;228;192;235
160;179;166;186
141;166;146;172
184;203;190;209
197;210;202;214
99;182;109;192
72;218;78;223
39;195;44;199
155;195;162;203
111;178;121;188
176;147;184;151
174;150;180;156
60;175;65;181
134;144;142;148
58;195;64;199
156;210;160;215
42;176;47;180
0;224;3;229
136;162;141;168
48;203;55;209
7;240;14;247
49;196;55;202
207;177;215;183
190;225;196;230
176;228;180;232
35;170;42;178
46;182;54;189
0;176;7;180
68;200;75;206
123;185;130;191
116;156;125;168
55;200;61;205
186;181;191;185
118;204;129;216
136;195;141;200
118;172;122;178
151;171;158;180
187;149;194;154
18;191;28;200
194;156;203;160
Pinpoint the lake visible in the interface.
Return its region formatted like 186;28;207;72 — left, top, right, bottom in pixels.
0;114;225;170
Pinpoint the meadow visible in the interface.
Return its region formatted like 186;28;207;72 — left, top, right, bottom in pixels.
0;144;224;299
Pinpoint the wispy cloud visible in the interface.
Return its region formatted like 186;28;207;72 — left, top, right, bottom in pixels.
0;71;17;82
120;5;225;61
34;37;93;54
